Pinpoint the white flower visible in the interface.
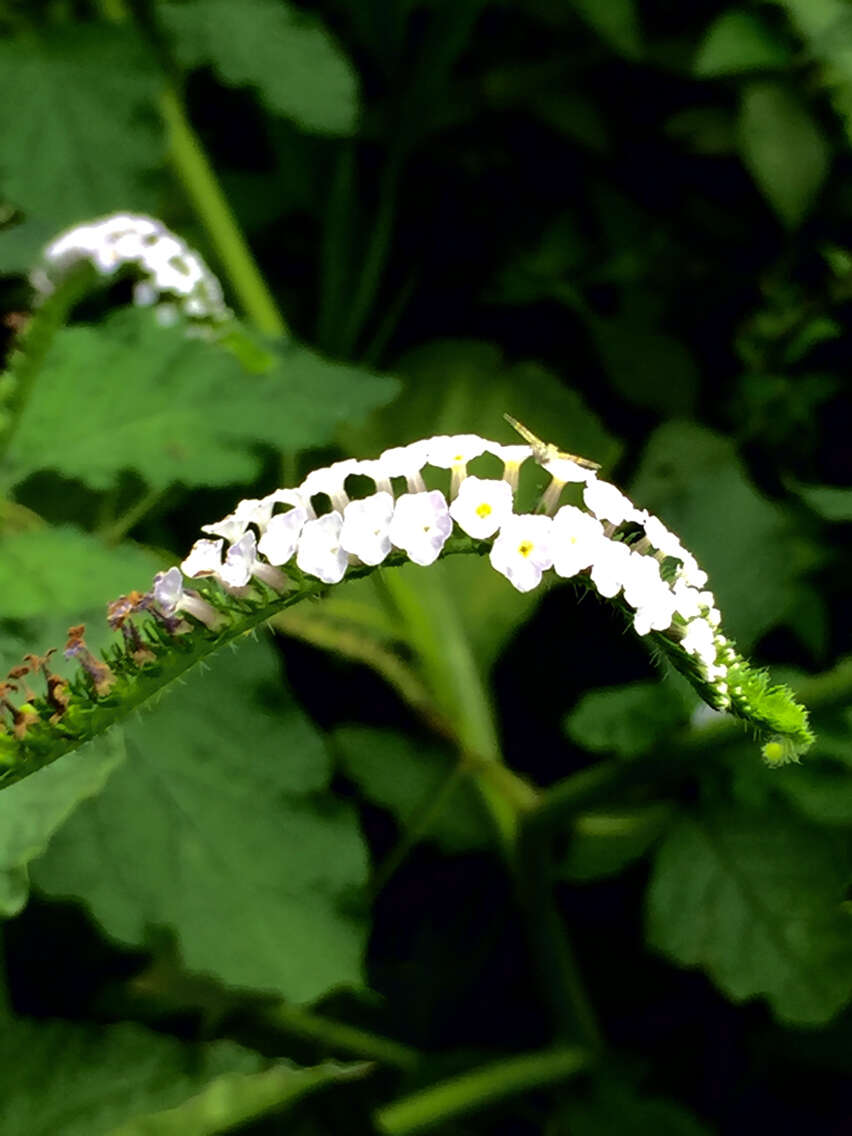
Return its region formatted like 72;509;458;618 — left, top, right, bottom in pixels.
621;552;665;610
426;434;489;495
489;514;554;593
202;496;276;543
643;514;685;559
672;580;703;620
588;539;632;598
583;479;644;526
379;442;430;492
551;505;605;578
153;566;221;629
676;552;708;589
300;460;359;513
340;492;395;565
257;506;309;565
543;455;597;485
487;442;533;491
296;512;349;583
448;477;513;539
219;531;257;588
388;490;453;566
181;538;224;578
681;618;717;667
352;458;393;496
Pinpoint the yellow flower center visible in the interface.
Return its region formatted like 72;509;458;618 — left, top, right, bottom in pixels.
475;502;492;519
518;540;533;558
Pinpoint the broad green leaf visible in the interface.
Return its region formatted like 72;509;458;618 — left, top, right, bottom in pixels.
334;726;493;853
566;0;642;59
738;81;830;228
630;422;810;648
6;310;398;492
111;1059;367;1135
0;527;162;621
162;0;359;135
31;639;369;1003
0;732;124;916
587;316;699;414
558;803;673;882
0;1014;358;1136
0;28;162;231
647;806;852;1024
694;10;792;77
564;680;689;758
557;1072;710;1135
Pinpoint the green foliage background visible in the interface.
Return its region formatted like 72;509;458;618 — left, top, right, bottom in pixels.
1;0;851;1131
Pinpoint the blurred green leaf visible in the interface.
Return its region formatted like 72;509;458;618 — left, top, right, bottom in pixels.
694;10;792;77
0;27;162;234
0;1014;357;1136
162;0;360;135
557;1071;710;1135
0;732;124;917
564;680;689;758
566;0;642;59
5;310;398;492
738;81;831;228
111;1059;367;1135
0;527;161;620
558;803;673;882
334;725;492;853
32;639;369;1003
354;339;621;469
647;806;852;1024
630;422;812;647
588;316;700;415
791;482;852;521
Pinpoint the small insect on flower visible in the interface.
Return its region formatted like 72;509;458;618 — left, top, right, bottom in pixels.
503;413;601;472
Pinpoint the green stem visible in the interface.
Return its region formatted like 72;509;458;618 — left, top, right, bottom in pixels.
0;265;97;476
374;1046;589;1135
159;86;287;338
100;486;166;545
516;818;603;1052
260;1002;418;1072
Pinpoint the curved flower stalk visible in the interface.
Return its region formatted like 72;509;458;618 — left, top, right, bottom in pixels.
0;425;813;788
30;212;231;327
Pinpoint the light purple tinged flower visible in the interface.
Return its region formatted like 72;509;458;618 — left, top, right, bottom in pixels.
218;531;257;588
257;507;309;565
551;505;605;578
340;492;395;565
388;490;453;566
489;514;554;593
296;513;349;583
153;567;222;630
449;477;513;539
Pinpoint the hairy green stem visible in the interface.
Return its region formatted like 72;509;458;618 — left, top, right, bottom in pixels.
374;1046;589;1135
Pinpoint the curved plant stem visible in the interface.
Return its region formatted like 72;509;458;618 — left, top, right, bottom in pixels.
374;1046;589;1135
159;86;288;338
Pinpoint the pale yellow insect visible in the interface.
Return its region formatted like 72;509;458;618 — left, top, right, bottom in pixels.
503;413;602;472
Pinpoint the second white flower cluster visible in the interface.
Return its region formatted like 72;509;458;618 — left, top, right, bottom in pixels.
157;432;733;707
32;213;230;325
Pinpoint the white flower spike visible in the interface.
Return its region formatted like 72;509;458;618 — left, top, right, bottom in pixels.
551;505;605;579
